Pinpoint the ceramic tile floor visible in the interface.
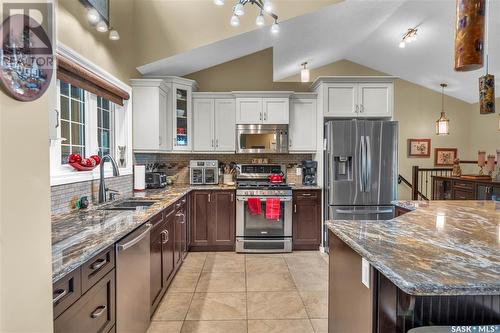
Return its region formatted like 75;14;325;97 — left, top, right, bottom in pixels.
148;251;329;333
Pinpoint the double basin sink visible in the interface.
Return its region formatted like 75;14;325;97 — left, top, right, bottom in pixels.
99;198;160;211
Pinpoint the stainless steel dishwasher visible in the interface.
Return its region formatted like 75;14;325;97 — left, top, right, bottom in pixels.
116;223;152;333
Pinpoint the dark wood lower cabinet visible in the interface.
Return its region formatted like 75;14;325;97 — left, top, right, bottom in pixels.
394;206;410;217
150;204;177;315
432;176;500;200
54;270;115;333
292;190;321;250
190;190;236;251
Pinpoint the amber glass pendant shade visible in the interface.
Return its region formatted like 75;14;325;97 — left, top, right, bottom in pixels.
479;74;495;114
454;0;485;71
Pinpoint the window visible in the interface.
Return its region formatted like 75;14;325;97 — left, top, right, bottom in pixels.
57;80;115;165
60;82;86;164
97;96;113;158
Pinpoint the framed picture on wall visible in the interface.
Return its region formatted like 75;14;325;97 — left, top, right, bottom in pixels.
407;139;431;157
434;148;457;166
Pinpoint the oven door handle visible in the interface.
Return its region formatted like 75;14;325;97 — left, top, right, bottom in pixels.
236;196;292;202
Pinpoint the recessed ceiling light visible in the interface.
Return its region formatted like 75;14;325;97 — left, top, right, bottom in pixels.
214;0;224;5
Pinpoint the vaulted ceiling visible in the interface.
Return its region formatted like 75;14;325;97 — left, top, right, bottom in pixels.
137;0;500;104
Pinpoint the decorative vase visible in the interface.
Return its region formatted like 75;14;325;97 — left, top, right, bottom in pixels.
454;0;485;71
478;150;486;175
486;154;496;176
479;74;495;114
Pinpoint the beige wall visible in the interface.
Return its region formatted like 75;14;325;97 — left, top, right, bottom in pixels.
469;100;500;161
184;49;490;199
57;0;136;81
0;66;53;333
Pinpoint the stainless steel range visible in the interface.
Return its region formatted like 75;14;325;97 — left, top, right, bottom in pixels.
235;164;292;253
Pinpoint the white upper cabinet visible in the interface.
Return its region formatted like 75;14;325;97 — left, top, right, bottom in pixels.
193;98;215;151
262;98;289;124
193;94;236;152
171;82;193;151
326;83;358;117
214;99;236;151
358;83;393;118
289;95;317;153
131;79;171;152
235;98;263;124
235;92;292;124
313;77;395;119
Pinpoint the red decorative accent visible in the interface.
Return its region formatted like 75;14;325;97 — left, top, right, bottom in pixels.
69;162;97;172
247;197;262;215
265;198;281;220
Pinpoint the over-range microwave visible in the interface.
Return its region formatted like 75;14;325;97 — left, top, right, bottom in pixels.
236;124;289;154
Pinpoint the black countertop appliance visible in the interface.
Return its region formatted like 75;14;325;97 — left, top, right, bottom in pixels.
302;160;318;186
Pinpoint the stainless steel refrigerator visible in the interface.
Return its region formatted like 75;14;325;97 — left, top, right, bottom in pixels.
323;119;398;247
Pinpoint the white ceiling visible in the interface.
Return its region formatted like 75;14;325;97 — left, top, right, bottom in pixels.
137;0;500;104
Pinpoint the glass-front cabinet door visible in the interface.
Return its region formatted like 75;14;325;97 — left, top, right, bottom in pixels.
173;84;192;150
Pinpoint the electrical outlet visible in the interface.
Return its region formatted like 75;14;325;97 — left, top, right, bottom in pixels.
362;257;370;288
296;167;302;176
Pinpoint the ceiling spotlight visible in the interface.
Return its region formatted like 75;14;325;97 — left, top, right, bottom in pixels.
230;14;240;27
263;0;273;13
301;62;310;82
256;11;265;26
214;0;224;5
87;8;100;25
96;21;108;32
399;27;418;48
109;29;120;41
271;21;279;34
234;3;245;16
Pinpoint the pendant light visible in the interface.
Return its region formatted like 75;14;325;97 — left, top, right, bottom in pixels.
454;0;485;71
436;83;450;135
479;0;495;114
301;62;310;82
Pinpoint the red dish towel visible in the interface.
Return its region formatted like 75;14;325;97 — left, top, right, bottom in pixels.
266;198;281;220
247;197;262;215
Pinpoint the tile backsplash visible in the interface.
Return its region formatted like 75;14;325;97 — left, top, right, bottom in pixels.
134;153;315;185
51;174;133;215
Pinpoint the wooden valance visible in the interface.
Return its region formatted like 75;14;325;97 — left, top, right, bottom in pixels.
56;55;130;106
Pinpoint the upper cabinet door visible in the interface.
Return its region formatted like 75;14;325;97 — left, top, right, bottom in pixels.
289;98;317;152
193;98;215;152
262;98;289;124
358;83;393;118
326;83;358;117
173;83;192;151
236;98;263;124
214;99;236;152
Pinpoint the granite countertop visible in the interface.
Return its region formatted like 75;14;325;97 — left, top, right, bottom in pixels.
288;184;322;190
52;185;235;283
391;200;420;211
327;200;500;296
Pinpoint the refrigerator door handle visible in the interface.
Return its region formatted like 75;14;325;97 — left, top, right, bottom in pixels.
335;209;394;214
365;136;372;192
359;136;365;192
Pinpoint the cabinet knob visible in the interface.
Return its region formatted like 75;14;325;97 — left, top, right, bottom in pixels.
294;204;297;213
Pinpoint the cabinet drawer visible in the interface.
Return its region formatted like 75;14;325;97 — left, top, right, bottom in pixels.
82;246;115;293
295;190;320;201
149;210;164;227
53;267;82;319
453;189;475;200
54;270;115;333
453;181;475;191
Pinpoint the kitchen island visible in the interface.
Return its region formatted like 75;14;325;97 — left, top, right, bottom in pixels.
327;200;500;333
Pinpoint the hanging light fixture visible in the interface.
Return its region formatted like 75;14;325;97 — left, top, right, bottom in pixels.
454;0;485;71
109;28;120;41
479;0;495;114
255;11;265;26
96;20;108;33
218;0;279;33
436;83;450;135
301;62;310;82
87;8;100;25
398;27;418;49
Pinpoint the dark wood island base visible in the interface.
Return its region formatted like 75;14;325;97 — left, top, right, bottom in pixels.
328;232;500;333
